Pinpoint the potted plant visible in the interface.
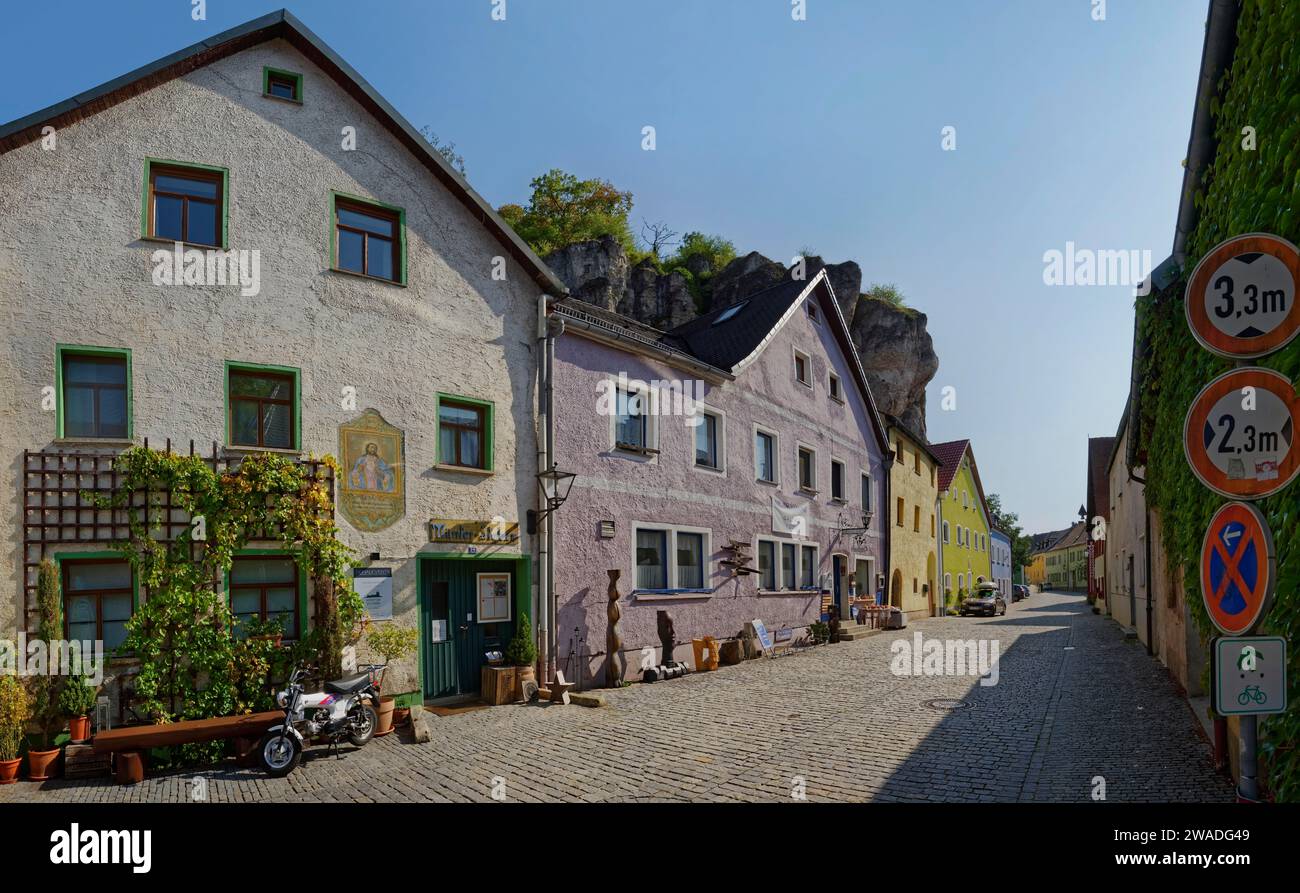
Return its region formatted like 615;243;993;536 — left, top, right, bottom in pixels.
59;675;98;744
27;558;64;780
504;613;537;700
0;675;31;784
365;624;419;737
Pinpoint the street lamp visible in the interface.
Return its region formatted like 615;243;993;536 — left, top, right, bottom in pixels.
527;465;577;534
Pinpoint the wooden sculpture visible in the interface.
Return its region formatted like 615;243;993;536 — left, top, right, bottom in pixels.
606;569;625;687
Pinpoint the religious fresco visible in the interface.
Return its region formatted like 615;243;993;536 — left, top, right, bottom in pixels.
338;409;405;532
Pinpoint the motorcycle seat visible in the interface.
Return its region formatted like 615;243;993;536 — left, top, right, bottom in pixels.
324;673;373;695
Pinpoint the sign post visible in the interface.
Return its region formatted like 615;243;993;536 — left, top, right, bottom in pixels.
1182;233;1298;804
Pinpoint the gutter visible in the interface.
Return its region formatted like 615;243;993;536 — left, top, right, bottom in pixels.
1173;0;1243;267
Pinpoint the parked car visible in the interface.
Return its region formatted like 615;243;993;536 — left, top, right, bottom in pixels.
1013;584;1030;602
960;582;1006;617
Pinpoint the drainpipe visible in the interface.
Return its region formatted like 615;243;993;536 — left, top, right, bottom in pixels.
535;293;551;683
545;314;560;682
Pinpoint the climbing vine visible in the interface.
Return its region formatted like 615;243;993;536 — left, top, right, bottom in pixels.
90;448;366;762
1136;0;1300;800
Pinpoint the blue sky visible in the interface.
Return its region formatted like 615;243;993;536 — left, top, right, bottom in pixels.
0;1;1207;534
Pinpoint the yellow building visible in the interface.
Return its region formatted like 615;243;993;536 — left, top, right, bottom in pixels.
886;417;940;618
933;439;993;609
1026;552;1046;587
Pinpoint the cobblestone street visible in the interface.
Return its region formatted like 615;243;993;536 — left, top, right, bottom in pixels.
0;590;1233;804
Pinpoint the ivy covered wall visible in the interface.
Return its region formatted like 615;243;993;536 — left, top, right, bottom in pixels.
1136;0;1300;800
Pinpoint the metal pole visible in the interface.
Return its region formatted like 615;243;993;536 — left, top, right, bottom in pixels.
1238;715;1259;801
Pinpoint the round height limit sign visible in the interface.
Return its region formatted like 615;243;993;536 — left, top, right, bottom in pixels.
1183;367;1300;500
1185;233;1300;358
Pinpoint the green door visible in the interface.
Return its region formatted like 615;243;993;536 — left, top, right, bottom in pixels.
420;558;517;700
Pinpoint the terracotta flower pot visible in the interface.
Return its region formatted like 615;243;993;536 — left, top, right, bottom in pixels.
69;714;91;743
514;665;536;701
374;696;396;737
393;707;411;727
0;758;19;785
27;748;60;781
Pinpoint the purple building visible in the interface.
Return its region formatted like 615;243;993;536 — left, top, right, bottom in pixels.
549;269;891;684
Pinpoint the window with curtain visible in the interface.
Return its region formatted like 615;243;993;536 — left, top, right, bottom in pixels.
635;529;668;589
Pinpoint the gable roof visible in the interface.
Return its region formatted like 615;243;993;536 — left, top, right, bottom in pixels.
932;438;992;525
0;8;567;297
932;439;971;493
884;414;941;465
1047;521;1089;552
552;268;891;452
1028;527;1071;555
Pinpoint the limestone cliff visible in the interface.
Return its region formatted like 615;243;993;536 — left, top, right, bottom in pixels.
544;241;939;438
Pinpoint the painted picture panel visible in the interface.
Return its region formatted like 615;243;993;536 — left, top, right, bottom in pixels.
339;409;405;532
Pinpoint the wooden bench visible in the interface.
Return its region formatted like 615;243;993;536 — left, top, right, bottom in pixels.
93;711;283;783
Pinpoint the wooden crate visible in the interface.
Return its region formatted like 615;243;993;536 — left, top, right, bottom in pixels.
64;743;111;779
480;665;517;706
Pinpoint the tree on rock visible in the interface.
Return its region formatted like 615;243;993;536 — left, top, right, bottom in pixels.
499;169;635;257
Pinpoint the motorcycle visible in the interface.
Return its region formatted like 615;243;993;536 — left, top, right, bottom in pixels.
258;664;383;777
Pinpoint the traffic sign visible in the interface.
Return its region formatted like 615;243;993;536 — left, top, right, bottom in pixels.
1185;233;1300;358
1183;366;1299;500
1199;502;1275;636
1213;636;1287;716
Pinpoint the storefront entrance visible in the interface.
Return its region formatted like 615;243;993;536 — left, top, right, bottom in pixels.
419;555;527;702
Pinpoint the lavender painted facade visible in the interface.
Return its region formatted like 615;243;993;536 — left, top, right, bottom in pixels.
550;272;890;684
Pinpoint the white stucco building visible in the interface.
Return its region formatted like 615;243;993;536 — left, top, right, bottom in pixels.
0;11;565;708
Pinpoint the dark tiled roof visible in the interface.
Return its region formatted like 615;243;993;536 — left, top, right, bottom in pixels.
931;439;971;493
1028;527;1071;554
666;277;811;370
1050;521;1089;551
1087;436;1117;520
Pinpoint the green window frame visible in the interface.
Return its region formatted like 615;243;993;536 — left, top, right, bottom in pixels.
328;191;407;285
224;550;309;640
435;393;495;471
262;66;303;103
54;552;140;656
225;361;302;451
55;344;133;440
141;158;230;250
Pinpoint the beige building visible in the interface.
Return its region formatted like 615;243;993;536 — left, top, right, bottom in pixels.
0;12;566;708
886;416;939;618
1104;405;1203;697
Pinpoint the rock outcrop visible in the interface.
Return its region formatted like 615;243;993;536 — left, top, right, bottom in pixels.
544;240;939;437
543;236;696;329
848;297;938;436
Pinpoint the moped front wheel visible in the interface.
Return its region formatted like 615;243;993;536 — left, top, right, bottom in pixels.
259;730;302;777
348;704;378;747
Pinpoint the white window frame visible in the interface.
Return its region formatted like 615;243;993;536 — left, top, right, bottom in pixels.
853;554;875;599
792;347;813;388
944;572;952;594
799;542;820;590
691;403;727;474
860;470;873;515
608;377;659;458
943;520;950;543
829;457;846;502
796;441;818;494
754;424;779;485
476;572;513;623
755;536;784;592
630;522;713;595
828;371;843;403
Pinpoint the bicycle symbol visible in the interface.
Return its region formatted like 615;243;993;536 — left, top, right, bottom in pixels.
1237;685;1267;706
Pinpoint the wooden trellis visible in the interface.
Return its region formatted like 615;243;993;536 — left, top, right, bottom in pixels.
21;440;334;631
